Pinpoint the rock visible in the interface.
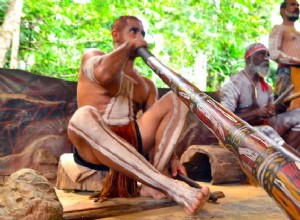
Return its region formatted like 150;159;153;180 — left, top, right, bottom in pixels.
0;168;63;220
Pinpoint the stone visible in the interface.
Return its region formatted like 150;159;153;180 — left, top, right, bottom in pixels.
0;168;63;220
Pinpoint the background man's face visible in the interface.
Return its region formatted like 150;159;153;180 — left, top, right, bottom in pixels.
249;50;270;78
285;0;300;21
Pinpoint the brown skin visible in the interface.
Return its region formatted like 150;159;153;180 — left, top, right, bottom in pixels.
277;0;300;65
68;18;209;215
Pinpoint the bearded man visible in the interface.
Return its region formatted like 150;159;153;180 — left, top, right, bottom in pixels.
269;0;300;110
220;43;300;151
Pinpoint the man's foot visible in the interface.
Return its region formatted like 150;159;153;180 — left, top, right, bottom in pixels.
140;184;167;200
184;186;210;215
168;180;210;216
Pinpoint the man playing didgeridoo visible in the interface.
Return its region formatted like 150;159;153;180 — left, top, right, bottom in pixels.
220;43;300;152
67;15;209;215
269;0;300;110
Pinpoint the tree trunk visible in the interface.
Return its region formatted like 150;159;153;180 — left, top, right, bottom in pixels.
0;0;23;68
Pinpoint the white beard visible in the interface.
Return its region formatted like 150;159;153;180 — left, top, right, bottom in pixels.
249;62;270;78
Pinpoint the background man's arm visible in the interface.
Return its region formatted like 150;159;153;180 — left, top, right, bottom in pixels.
269;25;300;65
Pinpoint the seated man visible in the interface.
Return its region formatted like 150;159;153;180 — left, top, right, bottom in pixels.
67;15;209;215
220;43;300;152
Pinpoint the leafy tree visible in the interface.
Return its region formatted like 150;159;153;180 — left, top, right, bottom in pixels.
1;0;280;90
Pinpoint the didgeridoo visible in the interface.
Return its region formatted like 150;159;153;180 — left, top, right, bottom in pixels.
137;47;300;219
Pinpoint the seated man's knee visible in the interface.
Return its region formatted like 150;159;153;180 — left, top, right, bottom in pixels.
69;105;99;130
163;91;187;108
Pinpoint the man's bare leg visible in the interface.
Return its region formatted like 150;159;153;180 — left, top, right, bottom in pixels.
68;105;209;215
152;92;189;170
139;92;189;199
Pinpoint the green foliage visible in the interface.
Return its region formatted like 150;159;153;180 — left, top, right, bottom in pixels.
0;0;9;25
10;0;281;89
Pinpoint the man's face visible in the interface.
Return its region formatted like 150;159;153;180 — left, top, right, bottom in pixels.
249;50;270;78
284;0;300;21
118;19;145;44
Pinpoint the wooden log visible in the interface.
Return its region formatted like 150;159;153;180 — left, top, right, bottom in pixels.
56;153;108;191
181;145;246;184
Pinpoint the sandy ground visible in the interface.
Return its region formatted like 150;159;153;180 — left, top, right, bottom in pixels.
57;182;288;220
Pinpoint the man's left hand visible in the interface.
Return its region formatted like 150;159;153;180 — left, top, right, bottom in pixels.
169;158;187;178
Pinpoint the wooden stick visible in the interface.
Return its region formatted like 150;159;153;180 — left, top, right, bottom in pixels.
176;173;225;202
283;91;300;103
273;85;294;106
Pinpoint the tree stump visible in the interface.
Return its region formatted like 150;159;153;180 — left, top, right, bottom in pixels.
56;153;108;191
181;145;247;184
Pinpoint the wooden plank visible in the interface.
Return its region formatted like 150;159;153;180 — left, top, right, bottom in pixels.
57;183;288;220
63;198;176;220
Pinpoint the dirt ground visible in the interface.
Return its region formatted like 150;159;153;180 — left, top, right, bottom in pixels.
57;182;288;220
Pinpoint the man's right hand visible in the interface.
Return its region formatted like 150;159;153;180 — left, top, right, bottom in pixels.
257;104;275;119
125;38;148;59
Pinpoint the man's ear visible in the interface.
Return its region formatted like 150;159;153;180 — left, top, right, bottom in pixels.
245;58;251;65
112;29;119;42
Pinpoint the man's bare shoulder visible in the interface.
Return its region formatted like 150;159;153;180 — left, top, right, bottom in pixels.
271;24;288;33
80;48;106;71
82;48;105;60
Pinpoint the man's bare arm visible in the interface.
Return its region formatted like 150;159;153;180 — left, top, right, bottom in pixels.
269;25;300;65
81;39;148;87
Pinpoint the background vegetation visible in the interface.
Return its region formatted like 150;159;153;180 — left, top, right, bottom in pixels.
0;0;281;90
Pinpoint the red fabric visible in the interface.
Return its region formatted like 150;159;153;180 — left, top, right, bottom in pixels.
100;121;139;199
259;77;270;92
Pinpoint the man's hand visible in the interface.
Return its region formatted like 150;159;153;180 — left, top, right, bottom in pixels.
125;38;148;59
276;101;290;114
257;103;275;119
169;158;187;178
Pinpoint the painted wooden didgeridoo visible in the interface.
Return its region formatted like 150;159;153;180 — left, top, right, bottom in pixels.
137;47;300;220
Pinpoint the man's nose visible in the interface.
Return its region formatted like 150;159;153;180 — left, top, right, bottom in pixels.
136;32;144;38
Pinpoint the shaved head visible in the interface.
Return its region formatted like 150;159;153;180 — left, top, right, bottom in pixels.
112;16;142;33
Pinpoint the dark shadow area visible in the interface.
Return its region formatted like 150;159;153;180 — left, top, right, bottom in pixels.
183;153;212;182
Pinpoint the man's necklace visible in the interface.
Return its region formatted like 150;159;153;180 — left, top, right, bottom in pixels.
243;69;258;99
